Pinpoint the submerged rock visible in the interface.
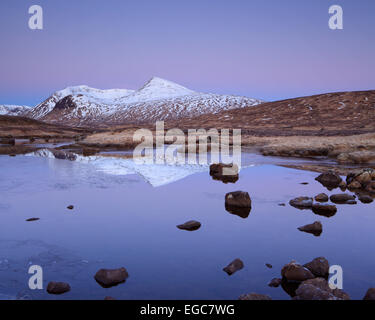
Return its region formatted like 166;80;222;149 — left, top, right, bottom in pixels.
312;204;337;217
294;278;350;300
315;171;342;189
177;220;201;231
281;261;314;282
94;267;129;288
265;263;273;269
67;205;74;210
330;193;356;204
298;221;323;236
26;218;40;222
303;257;329;278
289;197;313;209
104;296;116;300
209;163;239;183
314;193;329;202
268;278;282;288
46;281;71;295
239;293;272;300
223;258;244;275
363;288;375;300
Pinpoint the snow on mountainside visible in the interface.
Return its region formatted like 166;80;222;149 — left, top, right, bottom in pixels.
0;105;30;116
25;77;263;127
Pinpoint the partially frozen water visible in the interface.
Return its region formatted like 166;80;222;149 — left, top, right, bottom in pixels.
0;152;374;299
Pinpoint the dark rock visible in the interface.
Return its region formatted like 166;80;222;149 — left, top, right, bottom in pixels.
281;261;315;282
289;197;313;209
348;181;362;190
26;218;40;222
265;263;273;269
330;193;356;204
225;191;251;218
303;257;329;277
210;163;239;183
358;195;373;204
268;278;282;288
294;278;350;300
239;293;272;300
281;279;300;297
49;148;77;161
363;288;375;300
314;193;329;202
300;182;309;185
9;154;16;157
315;171;342;189
225;191;251;207
298;221;323;236
46;282;71;295
177;220;201;231
223;258;244;275
67;205;74;210
94;267;129;288
312;204;337;217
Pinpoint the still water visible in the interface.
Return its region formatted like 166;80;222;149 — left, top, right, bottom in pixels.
0;152;374;300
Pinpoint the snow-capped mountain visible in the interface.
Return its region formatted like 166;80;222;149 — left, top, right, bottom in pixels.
24;77;262;127
0;105;30;116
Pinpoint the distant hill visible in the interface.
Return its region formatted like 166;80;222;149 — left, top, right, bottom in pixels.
167;90;375;136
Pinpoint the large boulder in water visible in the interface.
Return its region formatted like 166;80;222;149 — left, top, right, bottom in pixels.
294;278;350;300
298;221;322;236
312;204;337;217
303;257;329;278
177;220;201;231
94;267;129;288
223;258;244;275
330;193;356;204
315;171;342;189
281;261;315;282
225;191;251;218
46;282;71;295
210;163;239;183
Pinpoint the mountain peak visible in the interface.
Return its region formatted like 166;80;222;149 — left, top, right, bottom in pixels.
130;77;195;103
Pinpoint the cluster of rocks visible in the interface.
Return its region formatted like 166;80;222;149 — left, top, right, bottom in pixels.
346;168;375;194
316;170;375;197
280;258;350;300
46;267;129;296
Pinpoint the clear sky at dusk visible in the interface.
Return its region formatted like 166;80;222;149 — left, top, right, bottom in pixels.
0;0;374;106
